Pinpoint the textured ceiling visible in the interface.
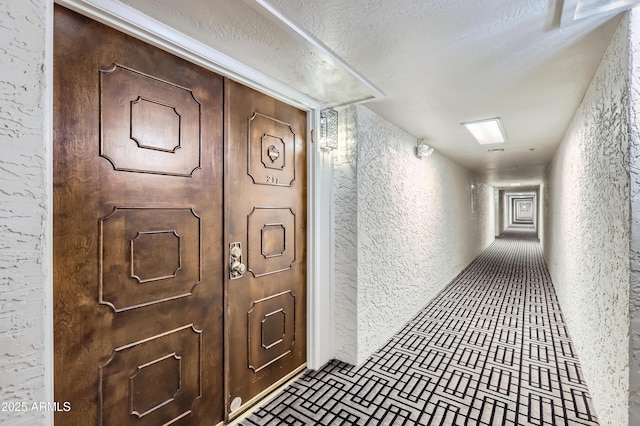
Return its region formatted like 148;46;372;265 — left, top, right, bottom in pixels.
119;0;632;187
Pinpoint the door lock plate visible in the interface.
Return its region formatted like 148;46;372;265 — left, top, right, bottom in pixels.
229;242;246;279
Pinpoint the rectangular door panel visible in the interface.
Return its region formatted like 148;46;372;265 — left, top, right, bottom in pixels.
247;207;296;277
247;112;296;187
99;207;201;312
99;63;202;177
99;324;201;425
247;290;296;373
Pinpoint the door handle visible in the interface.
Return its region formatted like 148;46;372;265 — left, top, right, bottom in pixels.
231;261;246;276
229;242;246;279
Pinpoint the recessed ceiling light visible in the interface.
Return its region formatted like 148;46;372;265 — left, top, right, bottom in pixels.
510;183;521;186
462;117;507;145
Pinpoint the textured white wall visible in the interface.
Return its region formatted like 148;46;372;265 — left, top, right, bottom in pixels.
334;105;494;365
543;13;630;426
333;106;359;363
628;8;640;424
0;0;49;424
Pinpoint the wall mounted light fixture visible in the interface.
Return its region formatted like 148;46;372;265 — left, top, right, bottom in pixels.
319;108;338;152
417;139;434;157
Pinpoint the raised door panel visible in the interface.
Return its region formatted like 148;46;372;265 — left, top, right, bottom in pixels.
247;290;296;373
247;112;296;186
99;63;202;177
247;207;296;277
99;207;202;312
99;325;201;424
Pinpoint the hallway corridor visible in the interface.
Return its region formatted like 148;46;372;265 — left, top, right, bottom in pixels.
241;232;598;425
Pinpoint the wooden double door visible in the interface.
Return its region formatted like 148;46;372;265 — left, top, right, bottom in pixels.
53;6;306;425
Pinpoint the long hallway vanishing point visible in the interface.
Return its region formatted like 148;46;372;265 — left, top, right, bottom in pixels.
241;231;598;425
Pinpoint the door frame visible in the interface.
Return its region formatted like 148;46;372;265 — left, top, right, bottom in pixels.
46;0;334;423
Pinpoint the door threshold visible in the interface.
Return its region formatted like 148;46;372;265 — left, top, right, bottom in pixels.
227;363;307;424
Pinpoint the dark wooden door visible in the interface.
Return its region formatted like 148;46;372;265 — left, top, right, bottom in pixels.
225;80;307;418
54;6;223;425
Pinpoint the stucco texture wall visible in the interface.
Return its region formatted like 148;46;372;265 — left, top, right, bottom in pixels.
628;8;640;424
333;106;359;363
334;105;494;366
543;13;630;426
0;0;49;425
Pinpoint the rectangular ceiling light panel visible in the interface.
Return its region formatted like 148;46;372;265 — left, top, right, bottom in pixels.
462;117;506;145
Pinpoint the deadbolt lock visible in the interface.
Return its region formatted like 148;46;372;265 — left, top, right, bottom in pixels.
229;242;246;279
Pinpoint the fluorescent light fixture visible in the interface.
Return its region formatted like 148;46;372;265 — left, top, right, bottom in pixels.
462;117;506;145
510;183;521;186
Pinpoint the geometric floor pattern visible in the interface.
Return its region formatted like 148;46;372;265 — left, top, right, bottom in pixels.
241;232;599;425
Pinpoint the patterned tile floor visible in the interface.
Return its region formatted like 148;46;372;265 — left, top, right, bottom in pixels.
242;231;598;425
